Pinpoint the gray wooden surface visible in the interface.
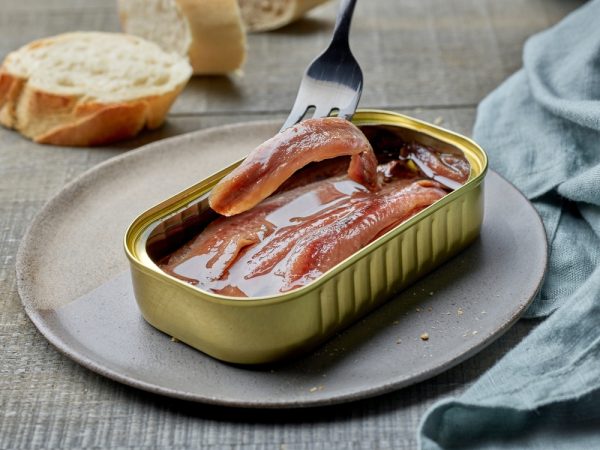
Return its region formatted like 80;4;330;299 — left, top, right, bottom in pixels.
0;0;583;448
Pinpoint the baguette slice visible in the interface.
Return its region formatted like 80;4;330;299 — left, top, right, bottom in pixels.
0;32;192;146
118;0;246;75
238;0;330;32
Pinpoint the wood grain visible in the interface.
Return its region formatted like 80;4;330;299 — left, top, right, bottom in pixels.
0;0;581;448
0;0;584;114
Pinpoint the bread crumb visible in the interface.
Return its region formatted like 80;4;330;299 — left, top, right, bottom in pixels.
434;116;444;125
472;330;478;335
170;337;179;343
396;339;402;345
420;332;429;341
309;385;325;393
427;307;433;312
393;320;399;325
457;308;464;316
416;307;421;312
429;291;434;296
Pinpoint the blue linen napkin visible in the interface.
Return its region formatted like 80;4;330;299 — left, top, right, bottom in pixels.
418;1;600;447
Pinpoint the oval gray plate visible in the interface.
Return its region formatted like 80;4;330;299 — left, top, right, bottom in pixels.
16;120;547;408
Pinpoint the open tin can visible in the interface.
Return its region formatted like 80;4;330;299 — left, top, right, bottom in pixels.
124;109;488;364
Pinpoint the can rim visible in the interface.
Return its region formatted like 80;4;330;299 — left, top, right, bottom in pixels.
124;109;488;305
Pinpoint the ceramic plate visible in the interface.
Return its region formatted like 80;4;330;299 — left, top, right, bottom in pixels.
16;120;547;408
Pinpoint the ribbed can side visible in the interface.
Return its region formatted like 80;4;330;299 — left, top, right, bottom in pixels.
314;183;484;336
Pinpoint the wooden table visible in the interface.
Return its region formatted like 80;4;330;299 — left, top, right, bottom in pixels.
0;1;583;447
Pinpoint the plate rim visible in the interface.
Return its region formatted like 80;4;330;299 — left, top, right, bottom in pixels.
15;120;548;409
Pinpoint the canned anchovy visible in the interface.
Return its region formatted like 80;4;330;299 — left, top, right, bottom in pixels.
125;109;488;364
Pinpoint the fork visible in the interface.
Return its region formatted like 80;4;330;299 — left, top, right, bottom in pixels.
280;0;363;132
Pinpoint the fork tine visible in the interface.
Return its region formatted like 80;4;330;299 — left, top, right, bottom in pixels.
280;102;309;132
336;94;361;120
280;0;361;132
313;104;334;120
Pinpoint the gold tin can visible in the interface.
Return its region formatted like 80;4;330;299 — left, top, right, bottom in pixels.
124;110;488;364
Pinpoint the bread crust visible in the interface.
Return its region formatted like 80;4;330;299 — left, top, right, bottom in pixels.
36;102;147;146
0;72;25;128
0;34;191;147
241;0;330;32
177;0;246;74
284;0;330;28
118;0;246;75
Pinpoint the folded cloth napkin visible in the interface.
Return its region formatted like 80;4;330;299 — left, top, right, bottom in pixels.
419;1;600;448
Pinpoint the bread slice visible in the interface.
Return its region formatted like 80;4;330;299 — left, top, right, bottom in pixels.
0;32;192;146
118;0;246;75
238;0;330;32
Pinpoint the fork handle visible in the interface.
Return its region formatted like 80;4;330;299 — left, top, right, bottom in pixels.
331;0;358;47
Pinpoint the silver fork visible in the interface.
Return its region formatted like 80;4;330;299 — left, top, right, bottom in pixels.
280;0;363;132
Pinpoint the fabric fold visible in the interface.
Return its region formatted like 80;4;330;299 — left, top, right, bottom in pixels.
419;0;600;447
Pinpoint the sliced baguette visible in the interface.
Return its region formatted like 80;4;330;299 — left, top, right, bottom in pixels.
118;0;246;75
0;32;192;146
238;0;330;32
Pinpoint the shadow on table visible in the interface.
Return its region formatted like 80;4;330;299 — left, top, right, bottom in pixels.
268;17;334;36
